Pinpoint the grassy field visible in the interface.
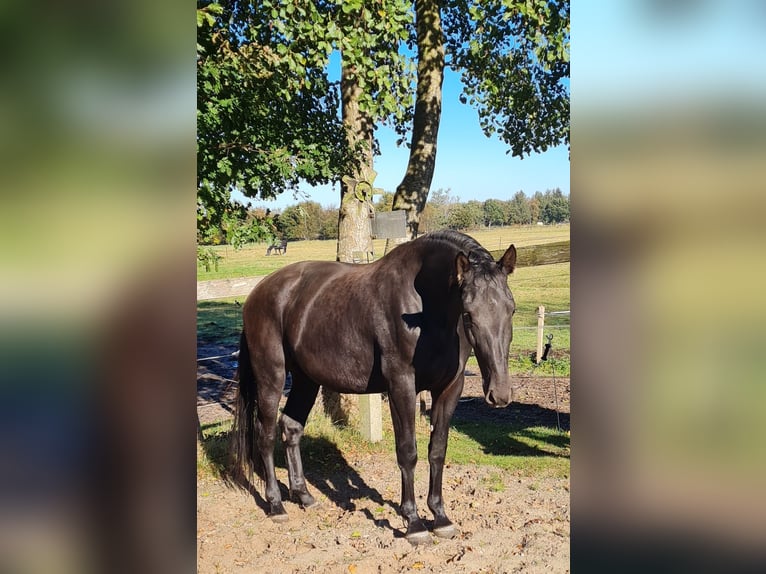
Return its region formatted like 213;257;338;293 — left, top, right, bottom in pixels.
197;224;569;374
197;224;570;280
199;402;570;480
198;225;569;478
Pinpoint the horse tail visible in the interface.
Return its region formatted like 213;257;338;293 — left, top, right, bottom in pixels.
230;330;262;484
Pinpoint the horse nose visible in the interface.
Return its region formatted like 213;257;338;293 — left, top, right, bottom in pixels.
485;388;512;408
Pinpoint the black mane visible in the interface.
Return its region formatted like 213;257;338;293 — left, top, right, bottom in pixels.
421;230;490;257
419;230;496;274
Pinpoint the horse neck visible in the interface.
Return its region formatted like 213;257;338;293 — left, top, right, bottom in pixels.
412;245;463;327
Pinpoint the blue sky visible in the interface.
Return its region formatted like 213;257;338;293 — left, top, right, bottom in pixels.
235;0;766;212
572;0;766;108
243;65;570;211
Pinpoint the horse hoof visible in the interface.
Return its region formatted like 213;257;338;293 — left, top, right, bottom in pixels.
405;529;430;545
433;523;457;539
269;512;289;523
291;491;319;509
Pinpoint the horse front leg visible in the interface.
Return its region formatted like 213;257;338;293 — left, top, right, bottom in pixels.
388;386;429;544
427;374;464;538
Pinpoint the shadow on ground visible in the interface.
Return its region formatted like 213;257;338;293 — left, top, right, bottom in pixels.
199;426;400;527
450;398;569;458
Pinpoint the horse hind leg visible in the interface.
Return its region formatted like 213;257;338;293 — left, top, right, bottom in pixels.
280;372;320;509
237;320;292;520
246;347;290;521
254;392;289;521
279;414;318;508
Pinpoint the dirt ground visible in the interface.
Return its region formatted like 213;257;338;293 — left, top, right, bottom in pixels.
197;344;570;573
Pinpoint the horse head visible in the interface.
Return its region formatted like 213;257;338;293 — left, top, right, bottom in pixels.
456;244;517;407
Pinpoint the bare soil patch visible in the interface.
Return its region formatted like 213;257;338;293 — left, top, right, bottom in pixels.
197;344;570;573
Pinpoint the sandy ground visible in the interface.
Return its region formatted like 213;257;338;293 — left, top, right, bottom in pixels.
197;344;570;573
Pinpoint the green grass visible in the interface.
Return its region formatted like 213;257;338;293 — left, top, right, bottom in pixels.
197;224;569;480
197;298;243;344
197;224;570;280
198;421;231;477
198;395;569;481
504;259;570;374
446;423;569;477
196;240;337;280
197;224;570;370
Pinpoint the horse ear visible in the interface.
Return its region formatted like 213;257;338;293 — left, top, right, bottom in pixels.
497;244;517;274
455;252;470;285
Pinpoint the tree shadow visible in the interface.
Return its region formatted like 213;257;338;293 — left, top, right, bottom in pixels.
300;435;417;538
451;399;570;458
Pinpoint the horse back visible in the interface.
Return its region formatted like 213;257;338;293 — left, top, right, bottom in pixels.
243;259;421;391
242;248;464;393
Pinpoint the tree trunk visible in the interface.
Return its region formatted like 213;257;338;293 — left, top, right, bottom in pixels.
323;59;375;424
389;0;445;243
336;62;375;263
386;0;444;412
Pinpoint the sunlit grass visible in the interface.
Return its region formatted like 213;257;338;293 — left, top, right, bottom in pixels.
197;298;242;344
197;224;570;279
197;224;570;480
197;224;570;367
198;396;569;482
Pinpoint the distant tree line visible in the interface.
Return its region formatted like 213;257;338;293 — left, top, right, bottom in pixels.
383;188;569;233
198;189;568;245
198;201;339;245
276;202;339;241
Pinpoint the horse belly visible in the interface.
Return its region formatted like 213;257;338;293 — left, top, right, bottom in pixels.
295;350;380;394
288;322;379;394
282;267;401;394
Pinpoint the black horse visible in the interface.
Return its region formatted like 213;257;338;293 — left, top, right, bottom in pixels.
265;239;288;256
231;230;517;543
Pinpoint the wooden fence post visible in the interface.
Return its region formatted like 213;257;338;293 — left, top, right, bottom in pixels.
536;305;545;364
359;394;382;442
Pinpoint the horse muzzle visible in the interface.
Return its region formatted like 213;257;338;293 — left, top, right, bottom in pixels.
484;381;513;408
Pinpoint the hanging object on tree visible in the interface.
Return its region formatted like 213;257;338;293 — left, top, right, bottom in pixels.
342;164;383;205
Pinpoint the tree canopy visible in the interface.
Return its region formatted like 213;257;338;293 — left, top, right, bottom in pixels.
197;1;569;240
197;1;349;235
444;0;569;156
197;0;417;239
